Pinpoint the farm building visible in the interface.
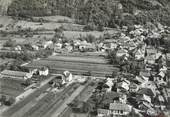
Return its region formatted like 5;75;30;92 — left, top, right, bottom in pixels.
0;70;32;81
109;103;132;116
38;67;49;76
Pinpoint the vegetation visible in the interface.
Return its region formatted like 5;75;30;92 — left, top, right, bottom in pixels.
7;0;170;29
3;39;16;47
8;0;50;16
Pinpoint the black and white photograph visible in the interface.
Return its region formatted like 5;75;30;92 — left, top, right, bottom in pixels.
0;0;170;117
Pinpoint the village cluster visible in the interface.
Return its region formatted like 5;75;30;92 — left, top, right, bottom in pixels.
90;24;170;117
0;22;170;117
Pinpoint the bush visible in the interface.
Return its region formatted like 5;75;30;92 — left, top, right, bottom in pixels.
4;97;15;106
3;39;16;47
0;24;4;28
83;24;96;31
85;34;96;43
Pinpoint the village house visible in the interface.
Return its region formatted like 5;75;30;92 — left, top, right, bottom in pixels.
103;39;117;50
139;70;151;78
127;42;137;51
32;45;39;50
0;70;32;81
65;44;73;52
138;88;156;98
14;45;22;51
38;67;49;76
137;94;154;112
138;101;153;112
104;78;114;92
154;95;166;110
79;43;96;52
54;43;62;50
116;49;129;57
137;94;152;104
117;79;130;92
97;109;110;117
155;77;167;86
145;55;156;64
28;68;38;75
37;40;53;49
129;83;139;93
134;76;148;84
109;103;132;116
135;49;145;60
63;71;73;83
119;94;127;104
146;47;158;56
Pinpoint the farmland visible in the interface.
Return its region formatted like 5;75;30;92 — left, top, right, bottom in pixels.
0;78;25;97
25;55;119;77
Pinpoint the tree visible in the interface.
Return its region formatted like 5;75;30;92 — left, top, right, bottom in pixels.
4;97;15;106
107;50;118;64
3;39;16;47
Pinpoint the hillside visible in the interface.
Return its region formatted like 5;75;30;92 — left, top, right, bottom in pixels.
6;0;170;27
0;0;13;15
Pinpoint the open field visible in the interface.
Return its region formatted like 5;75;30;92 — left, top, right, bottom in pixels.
47;55;109;64
33;15;74;23
63;29;118;39
14;21;65;30
25;55;119;77
0;59;13;65
0;79;25;97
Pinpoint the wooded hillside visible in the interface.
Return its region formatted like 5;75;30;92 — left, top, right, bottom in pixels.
7;0;170;27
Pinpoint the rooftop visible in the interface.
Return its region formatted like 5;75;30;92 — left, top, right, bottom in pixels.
1;70;29;78
109;103;131;112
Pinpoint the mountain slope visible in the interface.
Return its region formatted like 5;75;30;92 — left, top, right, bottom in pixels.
6;0;170;26
0;0;13;15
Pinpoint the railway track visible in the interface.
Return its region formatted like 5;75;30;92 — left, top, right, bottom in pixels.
2;76;56;117
22;83;79;117
25;57;119;77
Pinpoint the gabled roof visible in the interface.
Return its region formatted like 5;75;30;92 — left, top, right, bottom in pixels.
109;103;131;112
117;49;128;54
97;109;110;114
1;70;28;78
138;88;155;97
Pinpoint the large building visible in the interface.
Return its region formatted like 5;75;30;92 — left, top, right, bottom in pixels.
0;70;32;81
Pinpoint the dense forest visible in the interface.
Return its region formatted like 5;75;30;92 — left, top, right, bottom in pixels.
7;0;170;27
